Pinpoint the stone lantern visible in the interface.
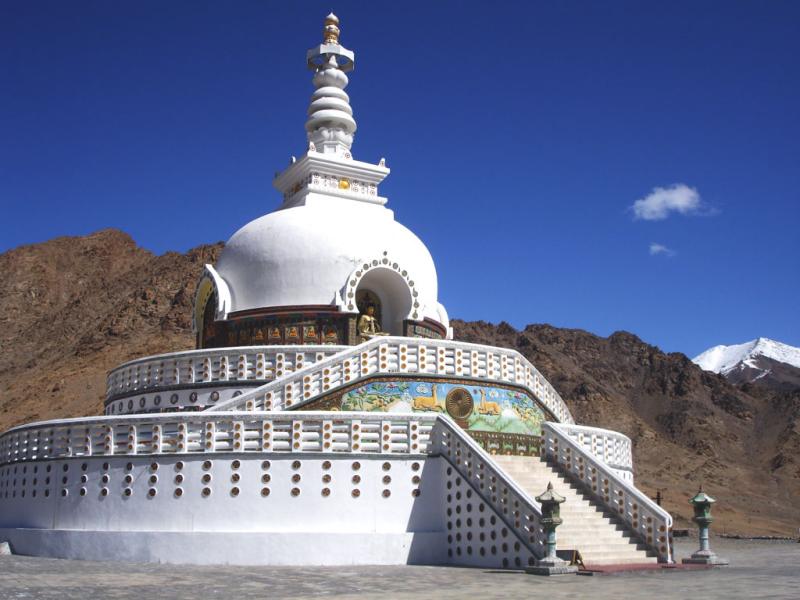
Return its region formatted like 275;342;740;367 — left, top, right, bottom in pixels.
682;486;729;565
526;482;578;576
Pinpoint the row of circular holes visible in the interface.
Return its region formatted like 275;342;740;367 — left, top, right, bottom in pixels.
446;466;540;539
445;473;531;568
2;460;424;501
112;388;247;414
1;461;73;499
442;451;546;545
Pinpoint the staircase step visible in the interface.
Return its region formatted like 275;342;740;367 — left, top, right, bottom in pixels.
582;557;659;566
556;539;645;550
490;454;655;565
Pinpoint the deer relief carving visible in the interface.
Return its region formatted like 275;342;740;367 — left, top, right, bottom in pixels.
412;385;442;411
477;389;501;416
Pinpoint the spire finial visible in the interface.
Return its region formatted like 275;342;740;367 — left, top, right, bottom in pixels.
305;13;356;156
323;13;340;44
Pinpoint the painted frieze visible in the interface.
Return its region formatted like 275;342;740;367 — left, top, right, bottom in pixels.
340;380;546;455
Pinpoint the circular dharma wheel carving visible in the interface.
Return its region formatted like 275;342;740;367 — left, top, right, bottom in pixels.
445;387;474;421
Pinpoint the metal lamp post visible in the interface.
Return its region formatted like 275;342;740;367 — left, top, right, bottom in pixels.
682;486;729;565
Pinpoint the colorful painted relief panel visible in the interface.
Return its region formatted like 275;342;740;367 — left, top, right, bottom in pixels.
340;381;546;450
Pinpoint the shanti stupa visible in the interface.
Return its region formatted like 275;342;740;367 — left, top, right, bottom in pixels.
0;15;673;569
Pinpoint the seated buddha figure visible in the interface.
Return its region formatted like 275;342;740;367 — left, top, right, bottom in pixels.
358;305;389;341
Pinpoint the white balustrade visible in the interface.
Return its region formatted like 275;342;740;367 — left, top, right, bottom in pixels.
542;422;673;563
0;411;668;565
209;337;575;425
0;412;436;464
105;345;348;401
552;423;633;482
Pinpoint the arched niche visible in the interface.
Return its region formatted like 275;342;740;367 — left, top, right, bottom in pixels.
355;267;413;336
192;265;232;348
199;289;219;349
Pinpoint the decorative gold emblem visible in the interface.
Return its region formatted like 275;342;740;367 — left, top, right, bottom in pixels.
323;13;340;44
445;387;474;421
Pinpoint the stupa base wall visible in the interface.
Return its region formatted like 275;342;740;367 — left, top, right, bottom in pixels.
0;528;445;566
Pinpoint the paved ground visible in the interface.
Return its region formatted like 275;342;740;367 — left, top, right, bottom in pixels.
1;538;798;599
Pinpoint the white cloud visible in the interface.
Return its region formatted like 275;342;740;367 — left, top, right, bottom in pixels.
649;242;676;257
632;184;702;220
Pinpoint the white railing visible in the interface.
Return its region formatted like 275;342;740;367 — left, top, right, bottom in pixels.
209;337;575;424
0;412;436;464
431;415;547;560
542;422;673;563
105;345;348;401
0;411;665;565
0;409;548;562
554;423;633;482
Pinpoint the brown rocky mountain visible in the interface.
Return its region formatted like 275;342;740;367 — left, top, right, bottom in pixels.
0;229;222;430
1;230;797;535
723;356;800;391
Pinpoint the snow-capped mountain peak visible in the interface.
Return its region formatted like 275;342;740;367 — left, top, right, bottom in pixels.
693;337;800;375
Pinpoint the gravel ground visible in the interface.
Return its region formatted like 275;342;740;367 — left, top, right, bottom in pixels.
0;537;798;599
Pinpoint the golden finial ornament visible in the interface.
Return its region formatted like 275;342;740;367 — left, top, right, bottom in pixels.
323;12;340;44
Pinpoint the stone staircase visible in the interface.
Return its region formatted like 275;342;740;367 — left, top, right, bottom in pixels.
492;455;658;567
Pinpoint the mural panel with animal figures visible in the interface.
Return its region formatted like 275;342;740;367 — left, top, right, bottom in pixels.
340;380;546;454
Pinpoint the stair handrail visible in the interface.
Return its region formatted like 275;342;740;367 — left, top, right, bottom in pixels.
542;422;673;563
550;423;633;480
208;336;575;425
430;414;547;561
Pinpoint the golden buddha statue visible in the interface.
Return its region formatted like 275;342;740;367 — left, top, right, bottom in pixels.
358;305;389;341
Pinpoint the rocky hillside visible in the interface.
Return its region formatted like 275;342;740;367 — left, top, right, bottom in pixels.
0;229;222;429
0;230;797;535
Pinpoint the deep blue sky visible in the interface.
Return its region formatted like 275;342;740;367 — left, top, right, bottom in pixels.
2;1;798;357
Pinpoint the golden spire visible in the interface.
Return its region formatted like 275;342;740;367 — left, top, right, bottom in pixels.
323;12;340;44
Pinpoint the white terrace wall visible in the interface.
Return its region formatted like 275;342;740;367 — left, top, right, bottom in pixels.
0;412;545;567
0;453;444;565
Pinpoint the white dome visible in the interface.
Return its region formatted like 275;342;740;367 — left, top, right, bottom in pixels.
214;201;448;331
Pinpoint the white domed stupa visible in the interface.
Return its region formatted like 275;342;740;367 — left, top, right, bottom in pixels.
0;14;674;571
197;12;449;348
